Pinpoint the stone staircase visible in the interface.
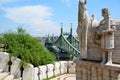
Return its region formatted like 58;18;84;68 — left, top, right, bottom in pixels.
0;69;21;80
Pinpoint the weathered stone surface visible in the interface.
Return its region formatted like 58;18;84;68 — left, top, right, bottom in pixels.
103;69;110;80
91;67;97;80
39;65;47;80
54;62;60;75
77;0;120;64
46;64;54;78
0;52;9;71
23;64;34;80
60;61;67;74
97;68;102;80
76;65;82;80
68;61;76;73
4;75;14;80
87;66;91;80
33;67;39;80
76;1;120;80
0;69;3;73
0;72;9;80
75;60;120;80
10;58;21;78
82;65;87;80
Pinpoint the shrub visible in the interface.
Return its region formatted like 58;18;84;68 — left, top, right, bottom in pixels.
0;27;55;67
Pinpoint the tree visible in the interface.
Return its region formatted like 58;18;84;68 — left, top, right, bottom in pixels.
0;27;55;67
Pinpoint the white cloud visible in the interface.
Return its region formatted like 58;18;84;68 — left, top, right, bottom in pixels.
3;5;60;36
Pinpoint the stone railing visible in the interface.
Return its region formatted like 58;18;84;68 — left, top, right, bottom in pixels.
75;60;120;80
0;52;76;80
29;61;75;80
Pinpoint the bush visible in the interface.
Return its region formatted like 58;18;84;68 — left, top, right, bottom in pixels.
0;27;55;67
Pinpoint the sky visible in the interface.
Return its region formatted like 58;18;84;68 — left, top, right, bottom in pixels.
0;0;120;37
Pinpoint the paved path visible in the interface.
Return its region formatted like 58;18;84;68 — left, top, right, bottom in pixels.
50;74;76;80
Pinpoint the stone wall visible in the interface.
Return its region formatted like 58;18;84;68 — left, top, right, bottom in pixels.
0;52;76;80
113;20;120;64
29;61;76;80
75;60;120;80
0;52;9;72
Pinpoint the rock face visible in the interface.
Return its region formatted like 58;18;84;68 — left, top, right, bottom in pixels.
75;0;120;80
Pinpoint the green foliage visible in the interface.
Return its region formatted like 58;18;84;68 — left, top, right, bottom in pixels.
70;53;75;60
0;27;55;67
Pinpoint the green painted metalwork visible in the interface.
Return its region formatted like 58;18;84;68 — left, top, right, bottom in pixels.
53;26;80;58
67;27;80;51
45;24;80;58
54;33;80;58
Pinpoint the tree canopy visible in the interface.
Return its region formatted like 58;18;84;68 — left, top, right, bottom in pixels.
0;27;55;67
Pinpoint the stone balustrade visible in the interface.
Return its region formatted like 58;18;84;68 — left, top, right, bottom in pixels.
0;52;76;80
75;60;120;80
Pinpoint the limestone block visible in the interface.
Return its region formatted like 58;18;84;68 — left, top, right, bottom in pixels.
118;74;120;80
0;52;9;71
39;65;47;80
10;58;21;78
91;67;97;80
54;62;60;76
59;61;65;74
87;45;102;61
75;59;120;80
33;67;38;80
111;77;118;80
76;65;82;80
103;75;110;80
23;64;34;80
68;61;76;73
115;40;120;48
103;69;110;80
91;67;97;77
97;68;102;80
0;72;9;80
103;69;110;76
46;64;54;78
82;66;87;80
87;66;91;80
0;69;3;73
4;75;14;80
14;78;22;80
76;78;80;80
60;61;67;74
111;70;119;78
113;50;120;64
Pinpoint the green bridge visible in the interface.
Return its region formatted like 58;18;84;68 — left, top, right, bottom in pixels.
45;25;80;59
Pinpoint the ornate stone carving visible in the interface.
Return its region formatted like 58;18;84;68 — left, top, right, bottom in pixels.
95;8;116;64
75;1;120;80
77;0;90;59
77;0;102;60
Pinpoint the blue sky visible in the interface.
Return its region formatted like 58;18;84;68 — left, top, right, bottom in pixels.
0;0;120;37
